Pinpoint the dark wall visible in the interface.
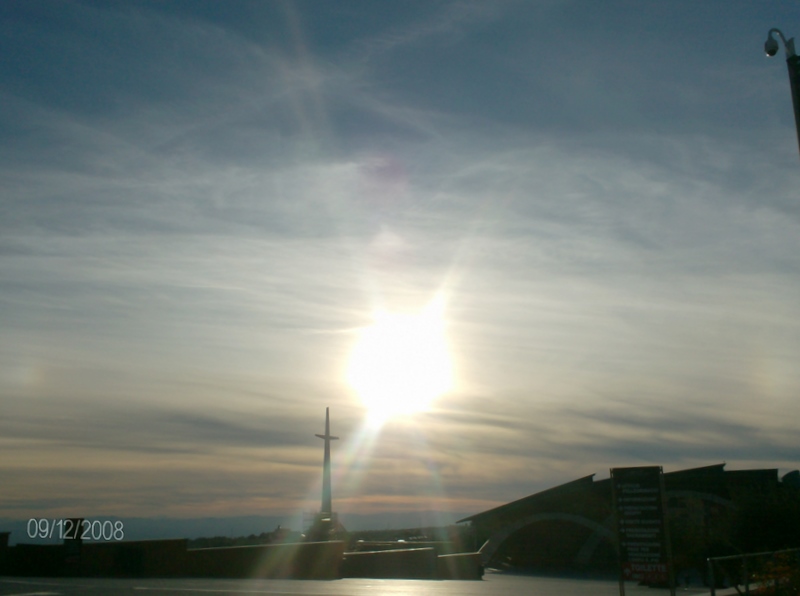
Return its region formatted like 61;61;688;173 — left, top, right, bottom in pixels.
496;519;616;574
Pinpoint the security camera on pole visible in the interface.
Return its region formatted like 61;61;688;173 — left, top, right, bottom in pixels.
764;28;800;158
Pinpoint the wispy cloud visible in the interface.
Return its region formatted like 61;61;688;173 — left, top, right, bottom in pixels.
1;0;799;525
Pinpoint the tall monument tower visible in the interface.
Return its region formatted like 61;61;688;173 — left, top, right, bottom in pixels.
315;407;339;514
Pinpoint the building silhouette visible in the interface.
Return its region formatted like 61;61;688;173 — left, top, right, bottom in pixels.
459;463;800;579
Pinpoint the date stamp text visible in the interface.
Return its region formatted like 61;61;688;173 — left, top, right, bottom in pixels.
27;518;124;541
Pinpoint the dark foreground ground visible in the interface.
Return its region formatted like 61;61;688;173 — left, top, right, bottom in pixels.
0;573;745;596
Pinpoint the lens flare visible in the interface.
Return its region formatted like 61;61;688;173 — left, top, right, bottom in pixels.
347;295;453;425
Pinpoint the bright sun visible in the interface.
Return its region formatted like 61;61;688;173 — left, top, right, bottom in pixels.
347;295;453;425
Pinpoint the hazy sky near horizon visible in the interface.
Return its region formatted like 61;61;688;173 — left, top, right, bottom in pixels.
2;0;800;527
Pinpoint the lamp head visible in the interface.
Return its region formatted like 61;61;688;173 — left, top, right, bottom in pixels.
765;34;779;57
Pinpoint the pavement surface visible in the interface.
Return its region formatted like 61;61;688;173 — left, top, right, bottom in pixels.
0;576;757;596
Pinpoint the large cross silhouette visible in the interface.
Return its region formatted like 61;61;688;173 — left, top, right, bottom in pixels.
315;407;339;514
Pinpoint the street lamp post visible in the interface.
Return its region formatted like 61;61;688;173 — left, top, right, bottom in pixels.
764;28;800;158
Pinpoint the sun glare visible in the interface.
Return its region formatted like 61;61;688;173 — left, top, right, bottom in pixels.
347;295;453;425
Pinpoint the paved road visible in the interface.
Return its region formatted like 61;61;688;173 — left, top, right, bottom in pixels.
0;575;742;596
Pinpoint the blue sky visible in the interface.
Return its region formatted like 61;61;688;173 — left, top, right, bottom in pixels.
2;0;800;533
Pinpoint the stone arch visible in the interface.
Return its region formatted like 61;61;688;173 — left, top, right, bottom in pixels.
478;512;615;566
477;490;736;568
666;490;735;508
575;513;617;565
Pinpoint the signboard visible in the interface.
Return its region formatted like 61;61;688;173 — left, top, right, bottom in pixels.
611;466;672;592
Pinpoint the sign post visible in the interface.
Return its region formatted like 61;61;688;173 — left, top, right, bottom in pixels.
611;466;675;596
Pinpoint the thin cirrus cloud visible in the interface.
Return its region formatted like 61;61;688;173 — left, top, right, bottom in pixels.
1;0;800;526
